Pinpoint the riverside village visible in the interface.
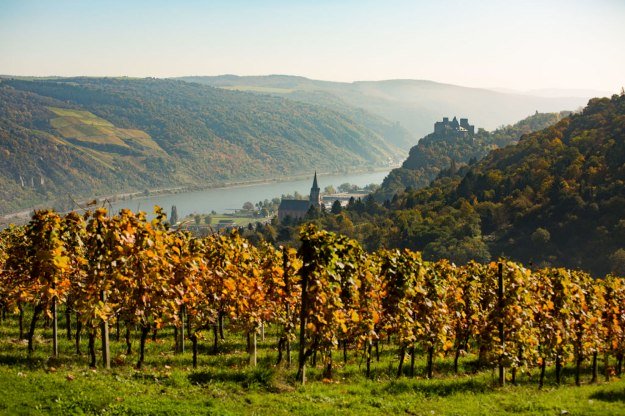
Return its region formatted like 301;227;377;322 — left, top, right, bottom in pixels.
175;116;475;235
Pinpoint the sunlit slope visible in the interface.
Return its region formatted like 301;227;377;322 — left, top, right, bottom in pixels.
0;77;403;215
0;87;174;214
48;107;165;155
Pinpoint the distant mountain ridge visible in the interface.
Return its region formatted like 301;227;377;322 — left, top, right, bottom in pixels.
179;75;417;150
177;75;593;141
492;87;611;98
0;77;403;215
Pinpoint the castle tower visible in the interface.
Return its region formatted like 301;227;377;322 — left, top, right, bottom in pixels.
460;118;475;135
309;171;321;208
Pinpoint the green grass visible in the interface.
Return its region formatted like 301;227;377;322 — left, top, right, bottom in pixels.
210;214;264;227
1;314;625;415
181;214;265;227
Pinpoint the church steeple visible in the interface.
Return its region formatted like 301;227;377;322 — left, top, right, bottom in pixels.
309;171;321;207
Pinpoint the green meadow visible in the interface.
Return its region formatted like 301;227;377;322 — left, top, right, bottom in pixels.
1;314;624;416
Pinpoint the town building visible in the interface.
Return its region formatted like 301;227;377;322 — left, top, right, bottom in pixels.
278;172;322;222
321;191;368;208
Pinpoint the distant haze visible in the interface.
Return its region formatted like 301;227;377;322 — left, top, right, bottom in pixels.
492;88;613;98
181;75;593;138
1;0;624;92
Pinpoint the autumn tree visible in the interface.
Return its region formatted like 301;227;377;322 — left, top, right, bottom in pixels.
447;261;484;373
21;210;71;356
296;225;362;382
59;212;87;350
0;226;27;337
353;251;383;378
167;230;204;355
267;245;301;367
125;208;176;369
77;208;122;368
378;248;422;377
416;260;454;378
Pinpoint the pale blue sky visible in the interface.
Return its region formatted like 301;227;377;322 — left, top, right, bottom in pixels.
0;0;623;91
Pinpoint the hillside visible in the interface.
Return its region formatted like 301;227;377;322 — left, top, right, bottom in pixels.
0;77;403;215
180;76;417;150
0;86;168;215
302;94;625;276
179;75;591;141
377;111;570;199
450;94;625;275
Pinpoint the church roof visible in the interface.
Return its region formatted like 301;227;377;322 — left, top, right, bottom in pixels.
278;199;310;211
312;171;319;190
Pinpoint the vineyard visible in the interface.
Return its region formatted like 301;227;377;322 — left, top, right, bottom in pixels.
1;208;625;413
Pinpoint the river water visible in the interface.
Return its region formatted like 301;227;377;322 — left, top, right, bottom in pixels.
108;170;390;218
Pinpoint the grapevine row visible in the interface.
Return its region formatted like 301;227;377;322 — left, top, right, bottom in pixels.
1;208;624;387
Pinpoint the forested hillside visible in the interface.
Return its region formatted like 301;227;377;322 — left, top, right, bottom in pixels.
181;75;417;150
288;94;625;277
0;77;403;215
180;75;590;140
0;86;167;214
377;111;570;199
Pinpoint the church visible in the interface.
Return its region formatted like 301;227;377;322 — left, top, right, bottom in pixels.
278;172;322;222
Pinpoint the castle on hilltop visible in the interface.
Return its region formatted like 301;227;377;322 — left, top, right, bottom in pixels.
434;116;475;137
278;172;322;222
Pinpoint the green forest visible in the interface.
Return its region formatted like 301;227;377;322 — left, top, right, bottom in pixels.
273;94;625;277
377;111;570;199
0;77;404;215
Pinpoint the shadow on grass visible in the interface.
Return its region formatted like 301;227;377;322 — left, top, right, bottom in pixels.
0;354;32;366
196;339;249;356
0;353;79;366
383;376;490;397
188;367;275;388
590;389;625;403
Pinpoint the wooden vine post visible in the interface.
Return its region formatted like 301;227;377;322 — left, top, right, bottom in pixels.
180;305;185;353
283;246;292;367
101;289;110;369
296;259;309;384
498;262;505;387
52;280;58;358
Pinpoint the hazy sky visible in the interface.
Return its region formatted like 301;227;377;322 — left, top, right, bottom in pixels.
1;0;623;91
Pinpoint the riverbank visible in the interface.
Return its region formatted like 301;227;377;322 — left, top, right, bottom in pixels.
0;166;395;226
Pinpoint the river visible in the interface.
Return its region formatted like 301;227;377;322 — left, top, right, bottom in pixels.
108;170;391;218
